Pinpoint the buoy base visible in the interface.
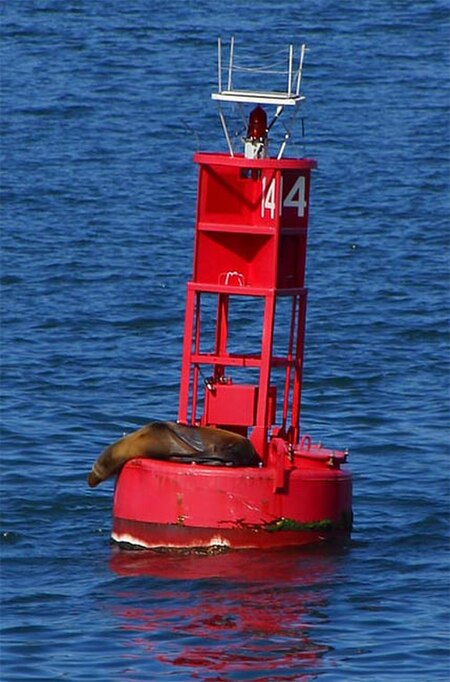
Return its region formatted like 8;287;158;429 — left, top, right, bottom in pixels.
111;438;352;551
112;517;351;551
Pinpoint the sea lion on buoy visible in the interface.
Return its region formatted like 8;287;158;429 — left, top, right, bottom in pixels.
87;421;261;488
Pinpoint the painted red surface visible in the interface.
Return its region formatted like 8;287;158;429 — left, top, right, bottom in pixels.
178;153;317;454
112;144;352;549
112;439;352;550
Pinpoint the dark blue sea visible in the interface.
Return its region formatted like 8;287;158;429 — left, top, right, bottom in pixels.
1;1;449;680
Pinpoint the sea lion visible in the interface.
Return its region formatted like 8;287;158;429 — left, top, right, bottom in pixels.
87;421;261;488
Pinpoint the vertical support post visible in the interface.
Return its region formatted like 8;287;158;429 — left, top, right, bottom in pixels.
281;295;297;431
178;285;197;424
252;291;276;457
214;293;229;381
291;289;308;441
190;291;202;424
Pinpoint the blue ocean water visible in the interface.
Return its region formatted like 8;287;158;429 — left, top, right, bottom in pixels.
1;0;449;680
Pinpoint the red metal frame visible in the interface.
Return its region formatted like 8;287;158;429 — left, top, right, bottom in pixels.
178;152;316;459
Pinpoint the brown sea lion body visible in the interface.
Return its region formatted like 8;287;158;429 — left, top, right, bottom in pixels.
87;421;261;488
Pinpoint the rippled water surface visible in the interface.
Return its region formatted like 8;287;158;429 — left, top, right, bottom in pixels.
1;1;449;680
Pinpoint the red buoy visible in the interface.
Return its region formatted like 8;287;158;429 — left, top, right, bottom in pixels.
111;39;352;550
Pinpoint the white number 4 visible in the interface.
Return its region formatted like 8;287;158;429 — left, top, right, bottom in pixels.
282;176;306;217
261;176;307;219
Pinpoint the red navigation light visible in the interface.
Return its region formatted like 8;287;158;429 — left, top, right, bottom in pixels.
247;105;267;140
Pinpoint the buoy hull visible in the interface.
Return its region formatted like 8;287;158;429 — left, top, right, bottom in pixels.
112;455;352;550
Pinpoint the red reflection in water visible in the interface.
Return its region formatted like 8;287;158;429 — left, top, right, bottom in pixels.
110;547;343;680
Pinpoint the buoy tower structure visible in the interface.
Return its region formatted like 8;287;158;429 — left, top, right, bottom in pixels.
112;39;353;550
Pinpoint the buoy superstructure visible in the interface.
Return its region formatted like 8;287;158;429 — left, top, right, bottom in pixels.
112;38;352;550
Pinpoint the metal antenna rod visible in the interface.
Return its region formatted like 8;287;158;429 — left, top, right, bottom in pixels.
227;36;235;91
288;44;293;97
217;37;222;92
